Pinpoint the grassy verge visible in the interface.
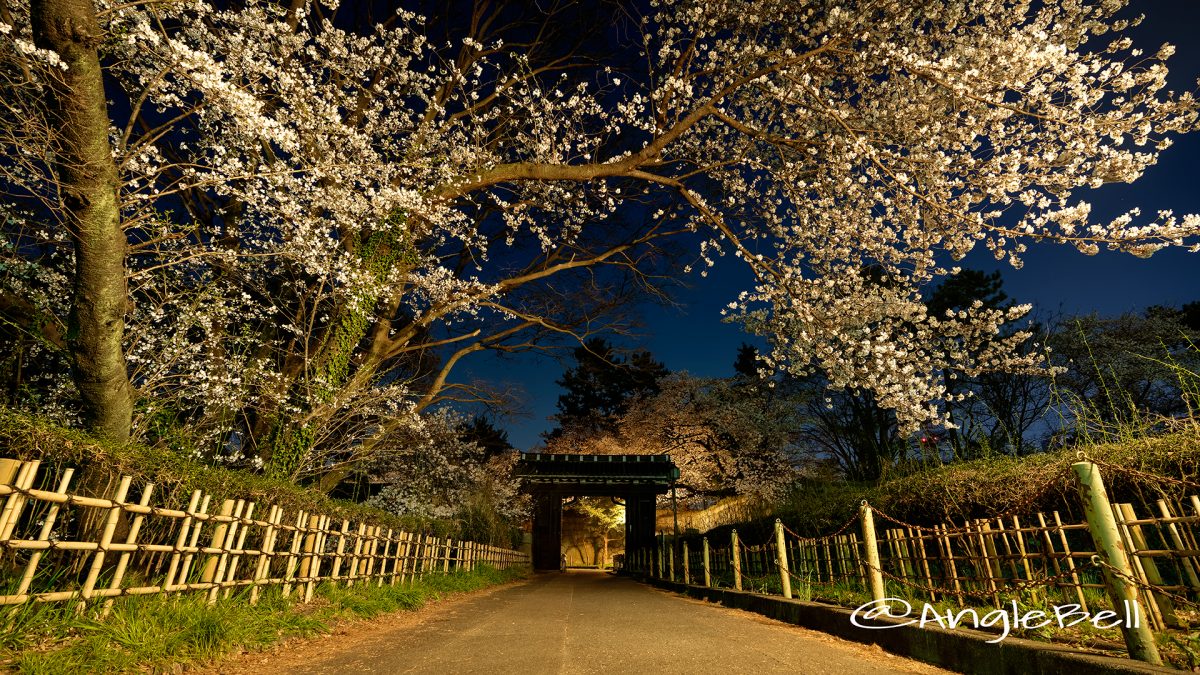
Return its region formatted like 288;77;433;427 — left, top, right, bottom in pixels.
2;565;528;674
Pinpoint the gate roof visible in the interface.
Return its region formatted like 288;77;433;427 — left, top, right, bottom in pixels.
515;453;680;496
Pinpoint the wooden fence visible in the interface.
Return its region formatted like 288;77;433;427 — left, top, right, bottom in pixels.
0;458;528;612
626;460;1200;666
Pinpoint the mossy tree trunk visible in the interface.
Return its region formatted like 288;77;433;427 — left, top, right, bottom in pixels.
32;0;133;442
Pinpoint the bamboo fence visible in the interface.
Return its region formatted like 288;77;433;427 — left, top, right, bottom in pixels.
0;458;528;612
626;460;1200;665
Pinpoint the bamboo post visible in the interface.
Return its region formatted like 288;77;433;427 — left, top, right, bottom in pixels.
330;519;349;583
995;518;1022;580
979;521;1003;604
937;524;963;605
348;523;367;586
201;499;235;587
1117;503;1176;628
14;468;75;599
0;460;37;542
731;529;742;591
1072;461;1162;666
398;530;412;583
300;513;322;602
668;539;675;582
848;532;864;585
380;528;394;585
208;499;246;604
656;535;664;579
1051;511;1088;612
859;502;885;603
1156;499;1200;589
101;482;155;615
971;521;1000;607
1010;516;1037;603
682;540;690;585
249;504;279;605
396;531;411;586
911;529;936;601
443;536;452;574
176;494;212;588
774;519;792;599
702;537;711;588
281;510;306;598
77;475;132;613
225;502;257;599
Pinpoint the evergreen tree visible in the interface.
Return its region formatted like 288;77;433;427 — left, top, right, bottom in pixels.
544;338;668;440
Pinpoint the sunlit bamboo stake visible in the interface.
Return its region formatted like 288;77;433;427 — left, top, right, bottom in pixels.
1127;504;1180;621
442;536;452;574
176;494;212;589
225;502;257;599
14;468;74;599
701;537;711;587
1072;462;1161;666
201;499;235;589
380;529;394;586
1115;503;1171;629
859;503;885;603
911;529;936;602
1010;516;1037;604
1036;512;1064;581
1052;511;1088;612
393;531;408;585
974;521;1000;607
936;525;962;606
101;482;156;615
300;513;322;602
731;530;742;591
995;518;1021;581
1156;499;1200;589
397;531;411;586
281;510;306;598
774;519;791;599
78;475;131;614
0;460;37;543
249;504;279;605
348;522;367;586
208;499;245;604
682;540;691;585
667;539;675;582
330;519;350;583
848;532;864;585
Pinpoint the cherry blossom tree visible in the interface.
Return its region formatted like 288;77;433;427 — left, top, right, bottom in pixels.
546;373;804;501
2;0;1198;490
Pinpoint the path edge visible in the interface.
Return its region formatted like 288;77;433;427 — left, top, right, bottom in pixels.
630;575;1176;675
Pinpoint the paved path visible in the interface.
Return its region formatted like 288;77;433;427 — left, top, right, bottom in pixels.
279;570;946;675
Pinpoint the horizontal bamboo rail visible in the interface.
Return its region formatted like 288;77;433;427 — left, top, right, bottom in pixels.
0;459;528;609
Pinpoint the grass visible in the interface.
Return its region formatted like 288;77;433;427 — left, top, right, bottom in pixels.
1;565;527;674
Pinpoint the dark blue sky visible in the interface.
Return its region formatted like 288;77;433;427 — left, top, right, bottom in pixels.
462;2;1200;451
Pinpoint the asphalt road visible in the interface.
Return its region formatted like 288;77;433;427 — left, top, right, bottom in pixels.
281;570;945;675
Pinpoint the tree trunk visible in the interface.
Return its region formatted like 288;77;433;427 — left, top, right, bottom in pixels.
32;0;133;441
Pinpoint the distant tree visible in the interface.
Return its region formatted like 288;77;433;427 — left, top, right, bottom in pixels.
1050;309;1200;427
733;343;761;380
796;382;907;482
549;373;802;500
926;270;1009;319
458;415;514;458
926;270;1050;457
544;338;668;440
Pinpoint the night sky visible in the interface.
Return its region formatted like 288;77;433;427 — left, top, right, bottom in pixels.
462;2;1200;451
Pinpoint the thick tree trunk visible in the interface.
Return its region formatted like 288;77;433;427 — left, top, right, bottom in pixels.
32;0;133;441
